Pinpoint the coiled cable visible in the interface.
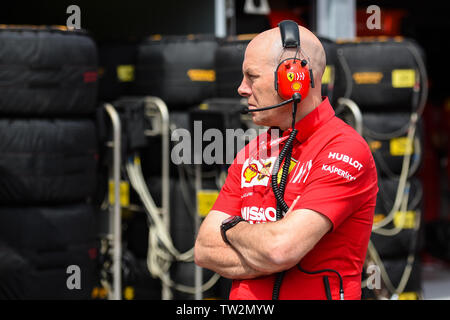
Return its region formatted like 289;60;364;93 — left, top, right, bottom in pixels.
270;97;345;300
271;99;299;300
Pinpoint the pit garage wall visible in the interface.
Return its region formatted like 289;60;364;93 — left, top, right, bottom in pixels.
0;0;216;41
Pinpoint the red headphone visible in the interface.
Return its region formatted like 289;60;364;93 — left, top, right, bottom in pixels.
274;20;315;101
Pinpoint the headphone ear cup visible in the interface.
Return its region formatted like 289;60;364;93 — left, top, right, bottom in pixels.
276;58;311;101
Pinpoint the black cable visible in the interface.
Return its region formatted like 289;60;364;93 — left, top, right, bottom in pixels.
271;100;299;300
298;264;344;300
271;130;298;299
270;98;345;300
323;276;332;300
271;129;298;216
271;99;299;218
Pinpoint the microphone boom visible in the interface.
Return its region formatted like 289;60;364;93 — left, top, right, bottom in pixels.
241;97;294;114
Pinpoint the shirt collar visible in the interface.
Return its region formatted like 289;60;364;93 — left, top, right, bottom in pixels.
273;97;335;144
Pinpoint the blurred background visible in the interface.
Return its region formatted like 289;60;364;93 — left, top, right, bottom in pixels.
0;0;448;300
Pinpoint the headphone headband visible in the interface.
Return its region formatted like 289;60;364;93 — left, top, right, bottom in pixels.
278;20;300;48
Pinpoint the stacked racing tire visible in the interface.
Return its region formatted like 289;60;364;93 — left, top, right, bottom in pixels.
334;37;427;300
0;25;100;299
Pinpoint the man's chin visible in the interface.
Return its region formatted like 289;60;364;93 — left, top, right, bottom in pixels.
251;113;260;124
251;114;270;127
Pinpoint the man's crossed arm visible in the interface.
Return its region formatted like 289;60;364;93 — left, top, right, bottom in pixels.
194;197;332;279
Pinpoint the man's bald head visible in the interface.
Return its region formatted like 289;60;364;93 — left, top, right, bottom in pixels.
247;24;326;90
238;23;326;129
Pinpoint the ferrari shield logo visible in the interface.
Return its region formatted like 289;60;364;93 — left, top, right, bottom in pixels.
287;72;294;82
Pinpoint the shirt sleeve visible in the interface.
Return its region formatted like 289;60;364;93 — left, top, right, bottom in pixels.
292;138;378;231
210;158;243;216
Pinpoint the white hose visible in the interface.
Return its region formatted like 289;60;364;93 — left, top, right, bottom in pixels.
126;154;221;294
367;206;421;298
126;157;193;261
372;113;418;230
334;99;419;233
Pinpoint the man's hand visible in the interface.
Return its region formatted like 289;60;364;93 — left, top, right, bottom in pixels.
194;210;272;280
226;196;332;274
195;196;332;278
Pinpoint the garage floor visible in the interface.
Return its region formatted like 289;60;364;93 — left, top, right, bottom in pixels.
422;261;450;300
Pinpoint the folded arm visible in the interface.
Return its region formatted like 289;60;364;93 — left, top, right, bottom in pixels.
226;204;332;273
194;197;332;278
194;210;271;279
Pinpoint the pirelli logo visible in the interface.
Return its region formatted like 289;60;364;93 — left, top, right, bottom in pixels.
187;69;216;82
352;71;383;84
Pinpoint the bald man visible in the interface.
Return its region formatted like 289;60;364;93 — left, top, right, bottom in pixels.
194;22;378;300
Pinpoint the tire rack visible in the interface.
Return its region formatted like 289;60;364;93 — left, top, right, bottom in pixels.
142;97;171;300
192;101;264;300
194;165;203;300
103;97;170;300
335;97;363;136
103;103;122;300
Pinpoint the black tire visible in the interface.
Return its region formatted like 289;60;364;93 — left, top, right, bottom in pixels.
215;36;339;103
0;119;99;204
318;37;338;105
0;204;99;299
145;176;221;299
0;243;98;300
215;37;251;98
98;43;138;102
371;177;424;258
169;261;218;300
188;98;249;169
144;176;196;252
375;177;423;218
379;256;422;293
135;35;218;109
0;204;97;252
0;25;98;116
121;249;162;300
362;254;422;299
334;38;426;112
21;263;97;300
371;229;420;260
0;241;30;299
362;112;424;178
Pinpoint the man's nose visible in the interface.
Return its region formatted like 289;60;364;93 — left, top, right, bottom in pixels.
237;77;251;97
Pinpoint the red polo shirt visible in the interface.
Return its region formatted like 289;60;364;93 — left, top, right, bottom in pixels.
211;97;378;300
